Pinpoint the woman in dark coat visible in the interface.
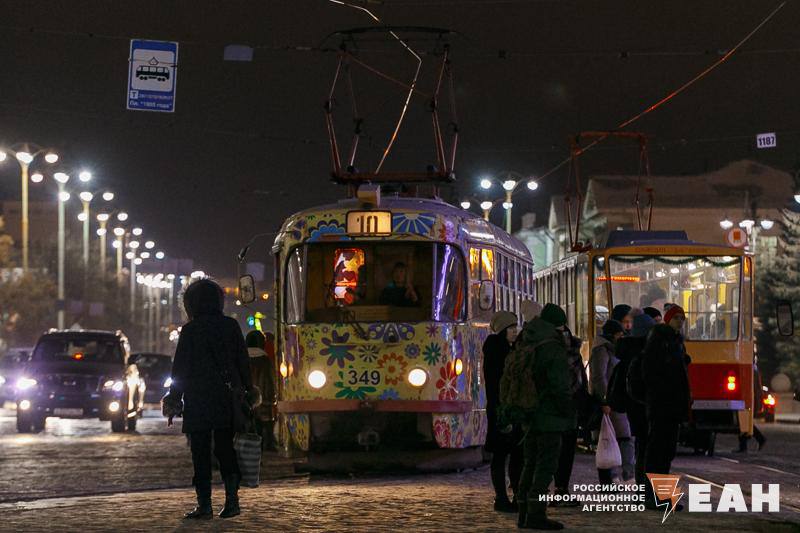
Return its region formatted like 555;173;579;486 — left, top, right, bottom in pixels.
483;311;521;513
166;279;254;520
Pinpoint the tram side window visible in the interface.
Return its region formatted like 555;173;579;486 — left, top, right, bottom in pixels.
593;256;610;326
433;244;467;322
285;247;306;324
470;248;495;321
566;266;576;333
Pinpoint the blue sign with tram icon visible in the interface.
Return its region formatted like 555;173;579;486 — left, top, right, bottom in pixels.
127;39;178;112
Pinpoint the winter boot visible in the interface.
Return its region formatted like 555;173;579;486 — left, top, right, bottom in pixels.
522;499;563;530
218;475;241;518
184;483;212;520
494;495;517;513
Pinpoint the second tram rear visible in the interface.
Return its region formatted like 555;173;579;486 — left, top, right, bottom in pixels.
533;231;754;449
271;196;533;458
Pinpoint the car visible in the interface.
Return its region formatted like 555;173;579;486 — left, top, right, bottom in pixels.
129;353;173;404
14;330;146;433
0;347;33;406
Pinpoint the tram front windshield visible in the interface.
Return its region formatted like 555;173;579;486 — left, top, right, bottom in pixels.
285;242;467;323
606;255;741;340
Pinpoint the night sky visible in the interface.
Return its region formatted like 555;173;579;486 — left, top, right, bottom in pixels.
1;1;798;277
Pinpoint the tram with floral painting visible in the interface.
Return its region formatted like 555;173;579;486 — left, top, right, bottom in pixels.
260;193;533;459
532;231;754;453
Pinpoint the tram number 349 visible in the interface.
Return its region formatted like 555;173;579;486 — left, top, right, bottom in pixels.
347;370;381;386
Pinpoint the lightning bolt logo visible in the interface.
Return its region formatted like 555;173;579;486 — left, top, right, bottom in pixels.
647;473;684;523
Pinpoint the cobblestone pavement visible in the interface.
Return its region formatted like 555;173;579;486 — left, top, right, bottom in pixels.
1;452;798;532
1;409;798;531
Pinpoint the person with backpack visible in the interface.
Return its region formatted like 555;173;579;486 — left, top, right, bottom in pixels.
589;319;634;484
483;311;522;513
509;303;575;530
551;324;588;507
610;313;654;490
641;305;692;509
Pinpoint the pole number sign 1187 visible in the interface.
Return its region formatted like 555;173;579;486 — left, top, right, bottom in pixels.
756;132;776;149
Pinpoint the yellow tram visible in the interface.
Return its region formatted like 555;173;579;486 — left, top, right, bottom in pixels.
532;230;754;452
268;191;533;459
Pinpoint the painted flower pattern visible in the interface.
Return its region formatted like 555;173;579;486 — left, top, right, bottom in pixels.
433;418;451;447
392;212;436;235
423;342;442;366
438;220;455;241
425;324;439;338
357;344;380;363
368;322;415;343
405;343;420;359
308;220;347;242
320;330;356;368
377;353;408;385
436;364;458;400
379;388;400;400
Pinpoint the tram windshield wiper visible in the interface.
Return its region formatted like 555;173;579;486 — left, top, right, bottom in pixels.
336;304;368;340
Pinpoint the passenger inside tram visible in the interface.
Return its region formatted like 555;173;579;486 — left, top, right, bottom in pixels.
378;262;420;307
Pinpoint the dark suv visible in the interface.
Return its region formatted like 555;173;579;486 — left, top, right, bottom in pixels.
15;330;146;433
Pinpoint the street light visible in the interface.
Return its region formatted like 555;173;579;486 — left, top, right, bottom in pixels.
0;145;59;271
155;251;165;260
53;172;70;329
760;219;774;230
475;171;539;232
144;240;155;249
31;172;44;183
132;227;143;236
795;194;800;205
117;212;129;222
78;170;92;183
719;218;734;230
459;200;471;210
96;213;111;281
102;191;114;202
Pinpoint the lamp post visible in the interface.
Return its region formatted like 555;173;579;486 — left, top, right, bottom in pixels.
96;213;110;282
0;146;59;272
471;171;539;232
53;172;70;329
128;241;141;319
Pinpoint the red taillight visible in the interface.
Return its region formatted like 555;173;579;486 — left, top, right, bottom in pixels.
73;353;84;360
726;374;737;392
763;394;776;406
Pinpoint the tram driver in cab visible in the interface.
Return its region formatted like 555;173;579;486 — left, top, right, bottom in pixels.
379;262;420;307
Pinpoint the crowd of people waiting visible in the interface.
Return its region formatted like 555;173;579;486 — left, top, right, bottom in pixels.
482;300;693;530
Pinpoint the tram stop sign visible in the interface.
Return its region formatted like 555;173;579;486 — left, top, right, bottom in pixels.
127;39;178;112
726;227;748;248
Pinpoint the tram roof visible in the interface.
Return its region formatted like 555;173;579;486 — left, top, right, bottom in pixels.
275;196;531;258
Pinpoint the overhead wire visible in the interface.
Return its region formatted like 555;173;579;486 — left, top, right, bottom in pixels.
528;1;787;187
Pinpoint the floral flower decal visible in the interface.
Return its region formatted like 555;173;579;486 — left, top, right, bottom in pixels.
320;330;356;368
367;323;415;343
333;371;376;399
308;220;348;242
379;388;400;400
454;430;464;448
356;344;380;364
377;353;408;385
451;331;464;360
425;324;439;338
288;218;307;241
438;220;456;241
433;418;451;447
423;343;442;366
436;364;458;400
405;343;420;359
392;212;436;235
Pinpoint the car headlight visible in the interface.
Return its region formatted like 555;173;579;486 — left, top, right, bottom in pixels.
163;377;172;388
0;375;5;386
103;380;124;392
16;377;37;390
307;370;326;389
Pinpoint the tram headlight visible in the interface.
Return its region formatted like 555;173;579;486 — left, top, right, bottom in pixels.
454;358;464;376
407;368;428;388
308;370;327;389
16;377;37;390
279;361;288;378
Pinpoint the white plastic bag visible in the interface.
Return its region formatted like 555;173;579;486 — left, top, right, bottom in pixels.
595;413;622;469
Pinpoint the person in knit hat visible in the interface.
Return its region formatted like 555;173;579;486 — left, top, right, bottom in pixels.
483;311;521;512
642;306;662;324
590;318;633;484
641;304;691;510
520;300;544;324
514;303;574;529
